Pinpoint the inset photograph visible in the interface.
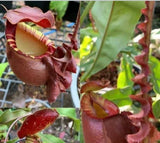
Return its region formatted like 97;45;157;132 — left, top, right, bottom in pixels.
0;1;80;143
0;1;80;109
0;108;80;143
80;1;160;143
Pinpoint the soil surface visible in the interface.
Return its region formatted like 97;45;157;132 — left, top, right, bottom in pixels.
89;61;119;88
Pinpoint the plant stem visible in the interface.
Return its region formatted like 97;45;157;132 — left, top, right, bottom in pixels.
4;113;32;143
80;1;115;82
144;1;155;99
129;2;155;142
73;7;80;40
80;1;95;25
0;4;8;12
145;1;155;50
141;2;155;143
89;10;97;32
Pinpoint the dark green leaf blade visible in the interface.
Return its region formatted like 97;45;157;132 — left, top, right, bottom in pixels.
0;109;30;124
81;1;145;81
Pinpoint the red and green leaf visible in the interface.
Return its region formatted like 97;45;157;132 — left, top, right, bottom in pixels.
18;109;59;138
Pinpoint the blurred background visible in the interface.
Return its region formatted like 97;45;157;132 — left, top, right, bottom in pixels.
0;1;80;109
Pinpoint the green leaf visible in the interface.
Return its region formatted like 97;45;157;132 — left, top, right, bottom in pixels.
0;132;6;139
55;108;77;120
117;55;134;88
0;108;30;124
0;124;8;139
81;1;145;81
38;133;65;143
121;44;141;56
7;138;19;143
0;62;8;78
153;100;160;119
149;56;160;94
0;124;8;131
49;1;69;20
80;27;99;41
55;108;80;132
73;119;80;132
79;122;84;143
102;86;132;107
56;108;80;131
0;110;3;116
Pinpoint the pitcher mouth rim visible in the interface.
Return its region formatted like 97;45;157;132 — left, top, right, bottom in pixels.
6;22;56;59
